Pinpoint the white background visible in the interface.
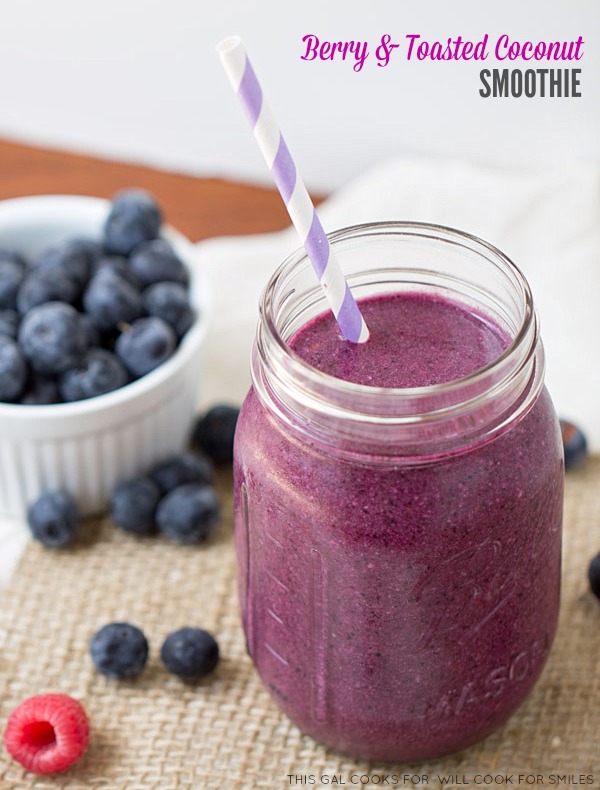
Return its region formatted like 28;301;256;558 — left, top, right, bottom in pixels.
0;0;597;192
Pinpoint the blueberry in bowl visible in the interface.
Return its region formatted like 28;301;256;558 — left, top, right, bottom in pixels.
0;193;209;519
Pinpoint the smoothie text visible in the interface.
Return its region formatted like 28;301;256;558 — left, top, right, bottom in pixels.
299;33;585;97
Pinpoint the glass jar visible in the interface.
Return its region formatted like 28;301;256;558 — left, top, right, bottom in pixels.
233;222;563;761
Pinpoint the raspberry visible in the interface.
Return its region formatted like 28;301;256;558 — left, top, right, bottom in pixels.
3;693;90;775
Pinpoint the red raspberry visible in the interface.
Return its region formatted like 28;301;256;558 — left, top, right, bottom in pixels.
3;693;90;775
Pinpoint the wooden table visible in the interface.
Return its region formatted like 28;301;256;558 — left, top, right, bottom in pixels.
0;137;308;241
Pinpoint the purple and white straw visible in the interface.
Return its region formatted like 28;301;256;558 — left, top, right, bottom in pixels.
217;35;369;344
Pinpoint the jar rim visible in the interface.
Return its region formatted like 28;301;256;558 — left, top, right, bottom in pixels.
259;220;536;402
253;220;544;459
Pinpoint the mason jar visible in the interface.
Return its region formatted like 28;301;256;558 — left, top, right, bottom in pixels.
233;222;563;761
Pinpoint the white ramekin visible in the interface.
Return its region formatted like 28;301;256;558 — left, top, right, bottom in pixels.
0;195;210;519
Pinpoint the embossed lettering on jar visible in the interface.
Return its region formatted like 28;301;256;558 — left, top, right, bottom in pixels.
233;222;563;761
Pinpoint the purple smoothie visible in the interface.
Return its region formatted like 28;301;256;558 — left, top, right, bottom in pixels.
290;292;507;388
233;291;563;761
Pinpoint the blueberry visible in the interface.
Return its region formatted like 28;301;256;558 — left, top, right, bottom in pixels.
33;242;91;290
66;237;104;269
0;258;26;310
103;189;162;256
160;627;220;680
143;281;194;338
0;247;26;267
79;312;101;349
110;476;161;535
83;270;143;332
27;490;80;548
0;309;19;339
99;327;120;352
151;452;214;494
115;316;176;378
59;349;128;401
0;334;27;402
17;266;79;314
129;239;189;288
589;552;600;600
193;405;240;464
19;302;88;375
90;622;149;680
156;483;220;544
20;373;61;405
92;255;142;290
560;419;588;470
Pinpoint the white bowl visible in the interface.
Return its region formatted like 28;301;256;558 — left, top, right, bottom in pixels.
0;195;210;518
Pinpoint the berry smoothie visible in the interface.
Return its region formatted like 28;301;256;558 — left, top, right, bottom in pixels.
234;291;563;761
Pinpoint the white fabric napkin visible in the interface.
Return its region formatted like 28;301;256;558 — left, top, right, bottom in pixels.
196;155;600;452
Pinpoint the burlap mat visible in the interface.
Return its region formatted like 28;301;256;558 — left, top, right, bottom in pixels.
0;459;599;790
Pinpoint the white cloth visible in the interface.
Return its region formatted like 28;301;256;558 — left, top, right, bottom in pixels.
197;155;600;451
0;520;28;589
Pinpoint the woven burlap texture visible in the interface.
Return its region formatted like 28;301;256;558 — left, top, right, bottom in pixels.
0;461;599;790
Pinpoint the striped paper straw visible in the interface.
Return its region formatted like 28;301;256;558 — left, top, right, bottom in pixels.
217;35;369;344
